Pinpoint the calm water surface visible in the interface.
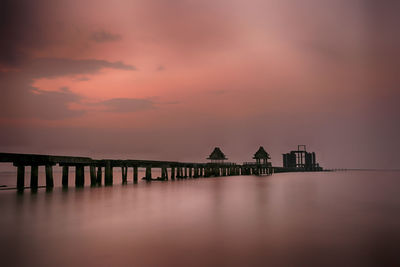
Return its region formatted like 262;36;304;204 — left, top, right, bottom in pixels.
1;171;400;267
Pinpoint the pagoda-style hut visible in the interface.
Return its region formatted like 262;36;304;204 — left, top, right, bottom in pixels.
207;147;227;163
253;146;270;165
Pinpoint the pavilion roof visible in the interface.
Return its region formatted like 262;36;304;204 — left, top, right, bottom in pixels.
207;147;227;160
253;146;270;159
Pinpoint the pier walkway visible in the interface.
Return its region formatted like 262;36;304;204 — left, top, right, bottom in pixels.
0;152;275;191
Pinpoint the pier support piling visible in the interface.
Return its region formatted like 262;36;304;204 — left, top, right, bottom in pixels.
62;166;69;187
171;167;175;180
75;165;85;187
17;165;25;191
122;166;128;184
96;167;102;185
30;165;38;191
105;161;113;186
90;166;97;186
133;166;138;183
45;165;54;189
145;167;152;181
161;167;168;180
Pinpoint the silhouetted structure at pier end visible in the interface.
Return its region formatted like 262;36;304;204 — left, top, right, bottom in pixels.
0;145;323;191
282;145;322;171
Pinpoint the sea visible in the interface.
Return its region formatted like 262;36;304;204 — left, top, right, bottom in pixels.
0;169;399;267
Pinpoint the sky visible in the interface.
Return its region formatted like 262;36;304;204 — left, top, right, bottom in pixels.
0;0;399;169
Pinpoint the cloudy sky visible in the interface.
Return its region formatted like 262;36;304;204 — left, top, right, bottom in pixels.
0;0;399;169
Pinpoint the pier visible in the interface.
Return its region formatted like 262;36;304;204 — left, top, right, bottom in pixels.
0;153;265;191
0;145;322;191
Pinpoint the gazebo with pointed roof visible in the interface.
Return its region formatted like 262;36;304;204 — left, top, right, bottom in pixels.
207;147;227;163
253;146;270;165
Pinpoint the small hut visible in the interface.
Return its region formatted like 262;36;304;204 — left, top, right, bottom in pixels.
253;146;270;165
207;147;227;163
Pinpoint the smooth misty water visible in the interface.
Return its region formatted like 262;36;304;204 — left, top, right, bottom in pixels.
1;171;400;267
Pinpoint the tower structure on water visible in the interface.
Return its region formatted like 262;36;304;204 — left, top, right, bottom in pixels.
282;145;321;171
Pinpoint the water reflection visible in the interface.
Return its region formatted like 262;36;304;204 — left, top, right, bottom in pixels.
1;171;400;266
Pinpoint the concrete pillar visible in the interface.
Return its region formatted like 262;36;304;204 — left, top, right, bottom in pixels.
162;167;168;180
184;167;187;178
96;166;102;185
145;167;152;181
133;166;138;183
30;165;38;190
171;167;175;180
189;167;192;178
75;165;84;187
45;165;54;189
122;166;128;184
62;166;69;187
90;166;97;186
105;161;113;186
17;165;25;191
